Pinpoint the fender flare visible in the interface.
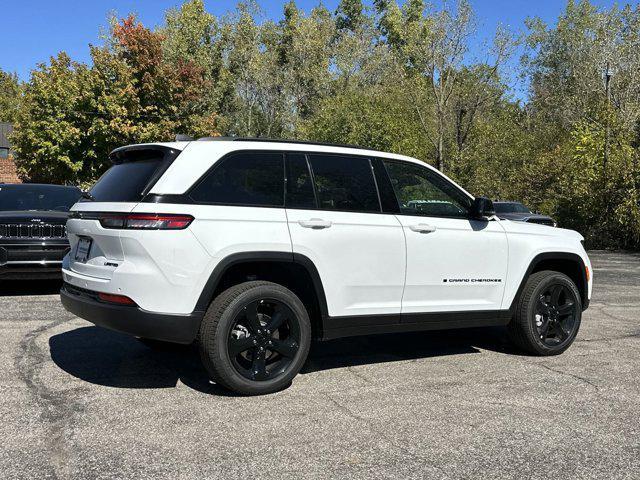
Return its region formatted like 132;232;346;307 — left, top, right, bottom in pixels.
508;252;589;313
193;251;329;318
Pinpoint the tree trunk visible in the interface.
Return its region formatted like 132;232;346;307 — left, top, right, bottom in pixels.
437;127;445;172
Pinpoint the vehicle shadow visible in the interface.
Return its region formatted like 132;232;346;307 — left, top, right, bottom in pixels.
49;325;517;395
48;327;231;396
0;279;62;296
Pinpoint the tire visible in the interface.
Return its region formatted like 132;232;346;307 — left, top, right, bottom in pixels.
198;281;311;395
508;270;582;356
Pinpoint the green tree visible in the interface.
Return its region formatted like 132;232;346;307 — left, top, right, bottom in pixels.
13;53;93;183
522;1;640;247
0;69;21;123
13;13;221;184
162;0;227;134
301;83;429;161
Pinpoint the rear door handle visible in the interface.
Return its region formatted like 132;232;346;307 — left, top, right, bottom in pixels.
409;224;437;234
298;218;332;229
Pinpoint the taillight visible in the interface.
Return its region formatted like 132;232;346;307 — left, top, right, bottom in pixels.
99;213;193;230
98;292;137;306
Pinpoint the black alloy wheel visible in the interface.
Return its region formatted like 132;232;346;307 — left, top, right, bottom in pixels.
227;298;301;381
508;270;582;356
199;281;311;395
534;283;579;347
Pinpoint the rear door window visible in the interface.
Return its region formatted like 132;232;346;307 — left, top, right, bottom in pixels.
307;154;380;213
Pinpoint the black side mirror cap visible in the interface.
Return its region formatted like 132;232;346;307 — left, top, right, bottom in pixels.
471;197;495;220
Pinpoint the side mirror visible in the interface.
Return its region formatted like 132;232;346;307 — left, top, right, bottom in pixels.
471;197;495;220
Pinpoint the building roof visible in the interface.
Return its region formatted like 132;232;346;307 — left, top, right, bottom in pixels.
0;122;13;149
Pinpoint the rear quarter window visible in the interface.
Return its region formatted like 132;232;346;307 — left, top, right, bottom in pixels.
189;152;285;207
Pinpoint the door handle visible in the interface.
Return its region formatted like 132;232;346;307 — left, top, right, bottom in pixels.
298;218;332;229
409;224;437;234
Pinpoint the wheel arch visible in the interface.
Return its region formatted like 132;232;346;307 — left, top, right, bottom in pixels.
194;251;328;337
509;252;589;313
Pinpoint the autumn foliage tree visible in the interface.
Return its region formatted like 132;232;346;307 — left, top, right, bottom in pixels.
13;10;218;184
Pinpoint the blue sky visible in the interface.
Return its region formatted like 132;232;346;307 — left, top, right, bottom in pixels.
0;0;630;87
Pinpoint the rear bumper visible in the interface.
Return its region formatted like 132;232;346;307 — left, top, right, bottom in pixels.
60;283;203;344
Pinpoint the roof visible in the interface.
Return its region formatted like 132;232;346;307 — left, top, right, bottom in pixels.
196;136;370;151
147;138;475;201
0;122;13;149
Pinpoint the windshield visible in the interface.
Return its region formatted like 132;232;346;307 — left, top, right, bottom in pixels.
494;202;531;214
0;185;82;212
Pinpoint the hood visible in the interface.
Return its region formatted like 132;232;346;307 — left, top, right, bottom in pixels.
497;212;554;222
0;210;71;225
499;217;583;241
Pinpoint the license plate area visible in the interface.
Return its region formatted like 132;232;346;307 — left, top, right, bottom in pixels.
74;237;92;263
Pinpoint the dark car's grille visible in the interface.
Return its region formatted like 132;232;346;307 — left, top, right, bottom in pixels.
0;223;67;239
527;218;555;227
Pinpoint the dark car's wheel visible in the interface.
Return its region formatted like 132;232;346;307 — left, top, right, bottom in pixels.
508;270;582;355
198;281;311;395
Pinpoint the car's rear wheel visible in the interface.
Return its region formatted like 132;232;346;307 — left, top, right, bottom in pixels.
198;281;311;395
508;270;582;355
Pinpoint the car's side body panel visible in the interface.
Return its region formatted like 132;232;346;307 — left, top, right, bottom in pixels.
286;208;406;317
499;220;592;309
395;215;508;313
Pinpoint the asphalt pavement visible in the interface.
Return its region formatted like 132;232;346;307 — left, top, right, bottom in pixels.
0;251;638;479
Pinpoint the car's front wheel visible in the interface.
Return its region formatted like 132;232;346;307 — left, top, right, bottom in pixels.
508;270;582;355
198;281;311;395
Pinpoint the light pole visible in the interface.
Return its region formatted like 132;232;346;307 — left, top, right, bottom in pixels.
604;62;613;183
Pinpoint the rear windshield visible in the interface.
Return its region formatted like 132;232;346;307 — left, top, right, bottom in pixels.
89;157;165;202
0;184;82;211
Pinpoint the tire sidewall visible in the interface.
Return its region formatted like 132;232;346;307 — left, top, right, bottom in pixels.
207;284;311;394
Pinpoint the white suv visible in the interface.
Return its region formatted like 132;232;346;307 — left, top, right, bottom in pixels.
61;138;593;395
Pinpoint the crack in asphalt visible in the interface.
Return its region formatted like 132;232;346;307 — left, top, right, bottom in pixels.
576;332;640;343
346;366;375;385
535;363;601;392
323;393;450;478
14;317;85;480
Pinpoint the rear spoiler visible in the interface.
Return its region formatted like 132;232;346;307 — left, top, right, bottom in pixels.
109;144;181;165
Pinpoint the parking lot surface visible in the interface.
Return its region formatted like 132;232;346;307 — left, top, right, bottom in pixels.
0;251;638;479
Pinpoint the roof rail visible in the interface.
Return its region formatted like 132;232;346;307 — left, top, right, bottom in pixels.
196;136;369;150
196;136;235;141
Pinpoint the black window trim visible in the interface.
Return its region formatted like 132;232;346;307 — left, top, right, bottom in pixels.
371;157;401;214
284;152;319;210
380;157;476;221
186;150;286;208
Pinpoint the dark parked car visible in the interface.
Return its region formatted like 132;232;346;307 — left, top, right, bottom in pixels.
493;201;557;227
0;183;82;279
